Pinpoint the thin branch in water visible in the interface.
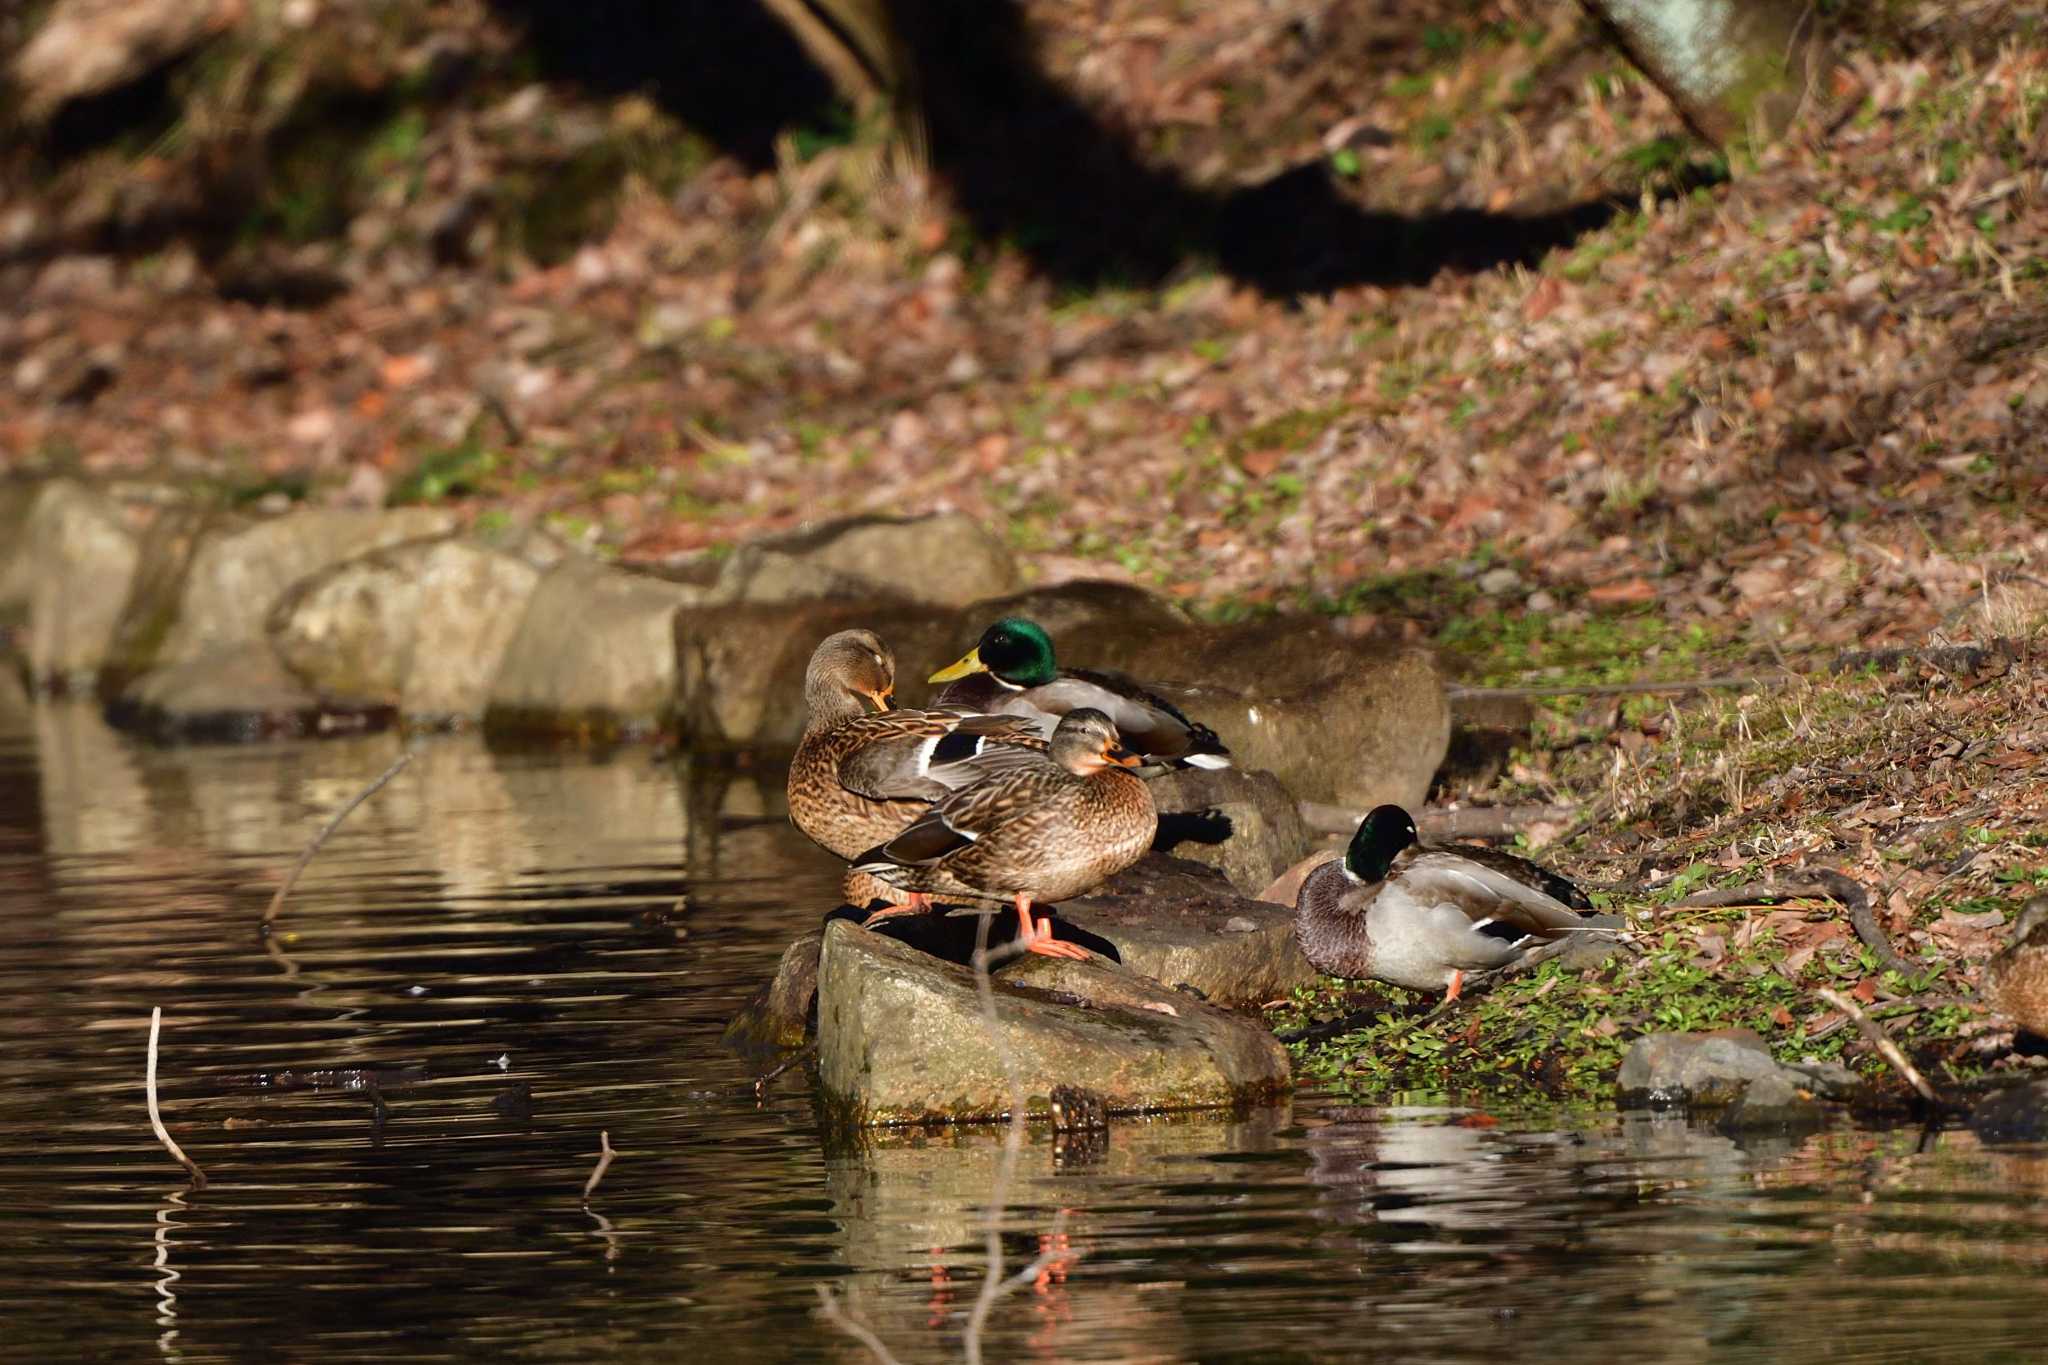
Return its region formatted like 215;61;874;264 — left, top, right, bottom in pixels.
1816;987;1941;1107
263;748;416;928
753;1040;818;1098
814;1284;905;1365
146;1007;206;1190
582;1130;617;1204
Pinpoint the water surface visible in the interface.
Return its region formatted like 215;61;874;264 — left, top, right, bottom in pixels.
1;687;2044;1363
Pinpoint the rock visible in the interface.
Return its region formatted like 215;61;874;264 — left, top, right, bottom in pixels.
0;479;37;620
18;479;141;689
485;556;709;739
816;920;1290;1125
99;503;223;693
110;641;391;744
1618;1029;1857;1108
1144;766;1314;896
1969;1079;2048;1144
1059;854;1319;1006
1716;1071;1827;1137
269;537;542;724
727;512;1019;609
158;506;459;668
966;579;1189;637
1056;616;1449;811
723;930;825;1056
1440;690;1536;792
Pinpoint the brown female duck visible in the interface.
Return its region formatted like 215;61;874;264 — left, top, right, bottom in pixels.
849;709;1158;959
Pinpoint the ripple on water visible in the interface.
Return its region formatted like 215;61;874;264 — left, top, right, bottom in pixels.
0;702;2046;1363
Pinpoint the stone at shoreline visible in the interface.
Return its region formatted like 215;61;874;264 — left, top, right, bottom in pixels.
1054;617;1450;812
1145;766;1314;896
485;556;711;740
1968;1079;2048;1144
724;930;825;1056
718;512;1020;609
157;506;459;668
110;641;391;744
816;920;1290;1125
1060;854;1318;1005
1618;1029;1857;1109
16;479;141;689
99;502;221;693
0;480;39;621
269;537;542;725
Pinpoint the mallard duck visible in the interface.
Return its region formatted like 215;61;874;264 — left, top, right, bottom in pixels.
789;630;1045;916
1983;895;2048;1038
849;709;1158;959
1293;805;1595;1000
928;617;1230;772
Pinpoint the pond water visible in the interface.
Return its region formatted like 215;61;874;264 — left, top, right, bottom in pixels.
2;686;2046;1364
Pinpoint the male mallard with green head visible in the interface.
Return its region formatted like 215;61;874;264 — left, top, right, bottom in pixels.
850;709;1158;959
1982;895;2048;1038
1293;805;1595;1000
789;630;1045;920
929;617;1231;773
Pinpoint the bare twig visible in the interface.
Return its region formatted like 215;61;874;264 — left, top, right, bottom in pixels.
1667;869;1916;977
752;1040;818;1098
263;748;416;927
146;1007;206;1190
1816;987;1941;1106
582;1130;616;1204
814;1285;905;1365
1447;675;1786;701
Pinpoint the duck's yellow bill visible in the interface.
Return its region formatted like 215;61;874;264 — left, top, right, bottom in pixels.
928;648;987;683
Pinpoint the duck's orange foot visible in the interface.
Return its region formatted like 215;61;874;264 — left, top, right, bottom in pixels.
860;891;932;928
1017;906;1092;960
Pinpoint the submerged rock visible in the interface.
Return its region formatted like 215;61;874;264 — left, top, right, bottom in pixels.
815;920;1289;1125
269;537;541;724
1968;1079;2048;1144
485;557;710;740
17;479;141;689
724;930;825;1056
110;641;391;743
1618;1029;1856;1109
1144;766;1314;896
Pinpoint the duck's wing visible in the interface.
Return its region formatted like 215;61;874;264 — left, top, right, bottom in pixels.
836;712;1043;802
1023;669;1231;767
1434;844;1593;910
854;763;1067;870
1395;849;1589;939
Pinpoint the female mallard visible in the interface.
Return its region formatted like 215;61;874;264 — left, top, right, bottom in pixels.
1982;895;2048;1038
789;630;1044;916
849;709;1158;959
1293;805;1595;1000
928;617;1230;772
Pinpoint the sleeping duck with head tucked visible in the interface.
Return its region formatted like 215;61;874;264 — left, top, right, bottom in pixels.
1294;805;1598;1001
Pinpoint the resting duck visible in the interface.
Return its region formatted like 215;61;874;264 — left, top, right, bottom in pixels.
1293;805;1595;1000
1982;895;2048;1038
929;617;1230;773
788;630;1045;917
849;709;1158;959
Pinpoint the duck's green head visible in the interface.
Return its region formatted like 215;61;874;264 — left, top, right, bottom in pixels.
929;617;1058;688
1344;804;1418;882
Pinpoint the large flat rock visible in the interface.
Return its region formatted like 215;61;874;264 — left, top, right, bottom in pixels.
1144;766;1314;896
715;512;1020;609
1060;853;1318;1005
816;920;1290;1125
